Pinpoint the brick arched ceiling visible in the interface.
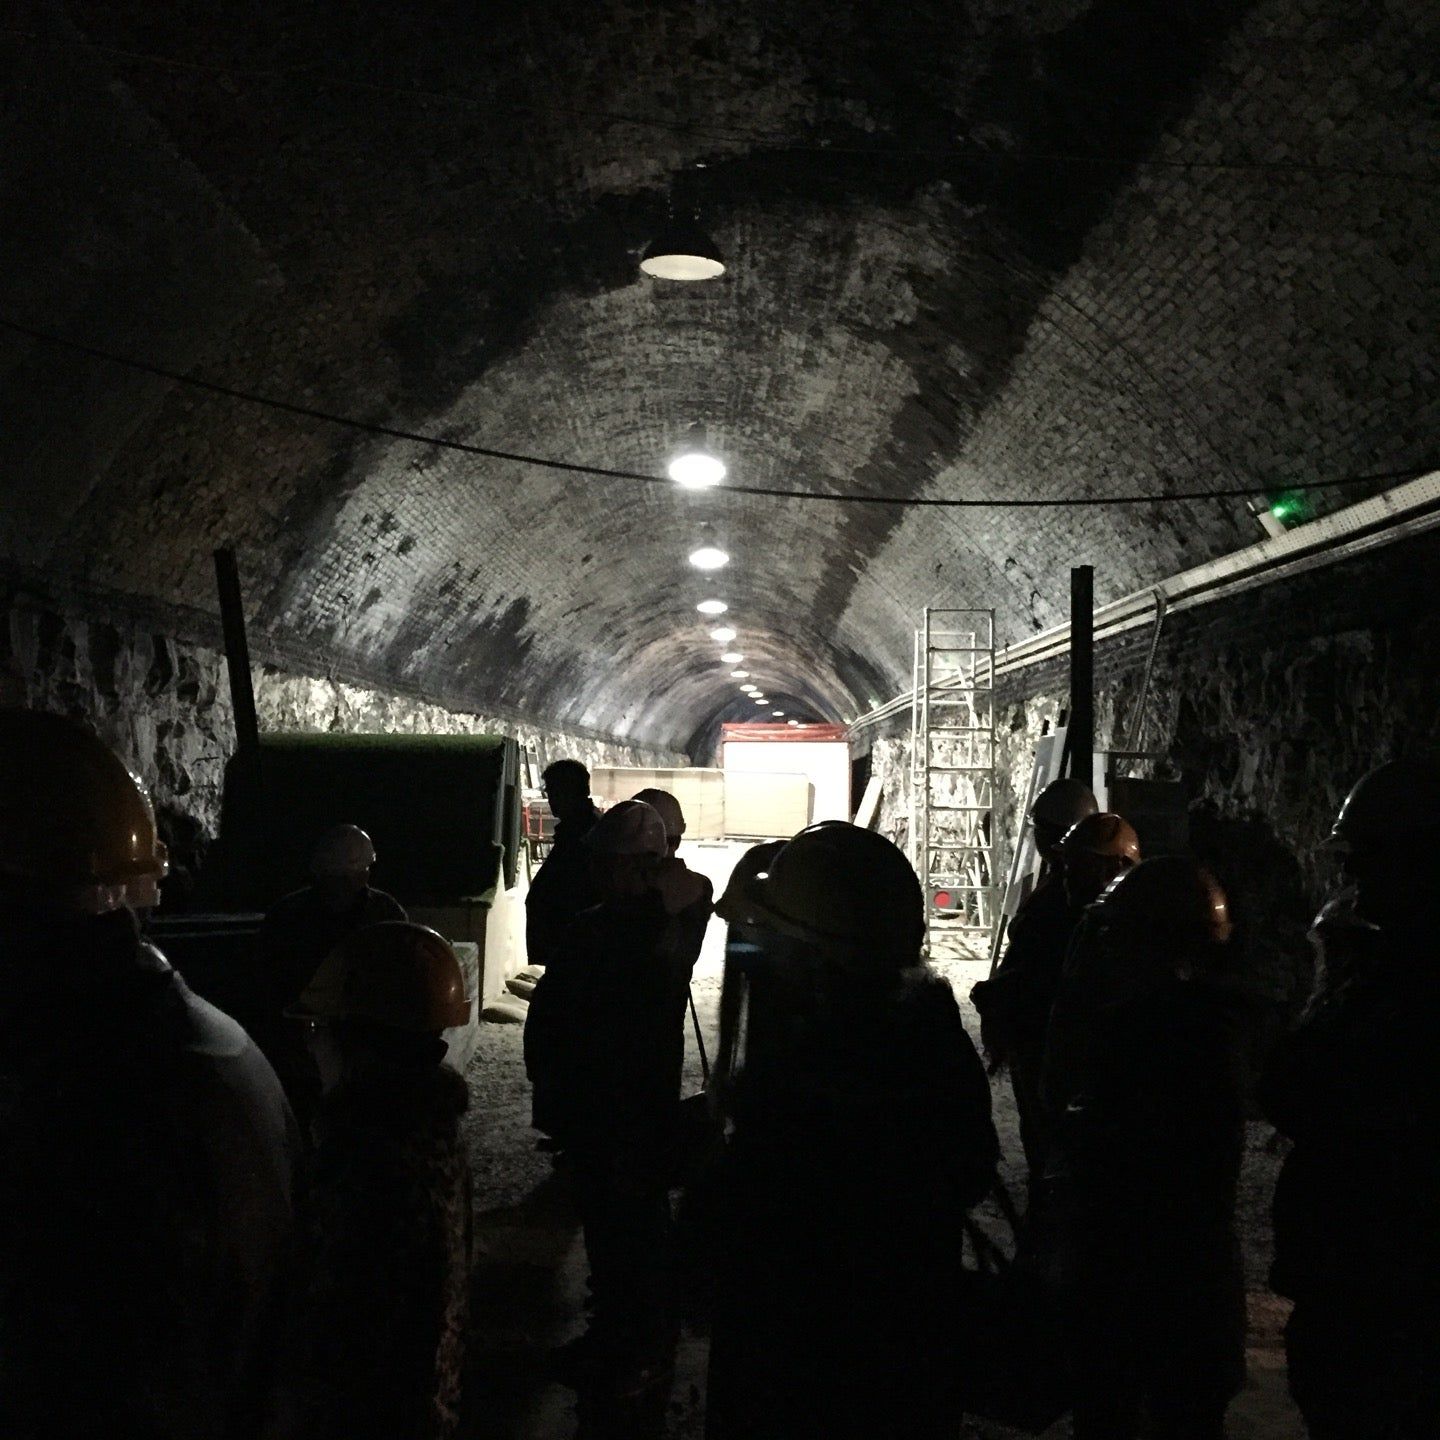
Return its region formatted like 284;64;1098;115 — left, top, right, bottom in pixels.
2;0;1436;752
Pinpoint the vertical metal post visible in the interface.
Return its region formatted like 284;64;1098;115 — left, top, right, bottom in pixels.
214;547;260;755
1069;565;1094;790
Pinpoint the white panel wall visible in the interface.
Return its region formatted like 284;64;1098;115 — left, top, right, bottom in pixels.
722;740;852;824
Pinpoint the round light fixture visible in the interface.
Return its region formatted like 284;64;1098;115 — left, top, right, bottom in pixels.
669;451;727;489
696;599;728;616
772;710;785;717
720;652;743;664
688;546;730;571
753;697;768;705
709;626;736;644
730;670;750;679
788;719;801;727
640;216;726;281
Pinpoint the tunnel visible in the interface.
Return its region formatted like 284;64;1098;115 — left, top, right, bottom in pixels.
2;1;1438;1437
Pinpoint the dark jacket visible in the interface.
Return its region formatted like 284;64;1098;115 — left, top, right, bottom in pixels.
971;872;1077;1059
524;802;600;970
288;1054;473;1440
258;884;407;1012
527;884;706;1162
1261;930;1440;1306
0;908;298;1439
1052;974;1249;1402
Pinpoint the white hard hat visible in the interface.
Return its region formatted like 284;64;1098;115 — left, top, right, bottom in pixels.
585;800;668;858
311;823;377;877
631;787;685;839
1327;759;1440;852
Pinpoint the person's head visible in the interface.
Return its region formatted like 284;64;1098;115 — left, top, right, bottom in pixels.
0;709;169;925
310;824;377;912
631;787;685;857
1090;856;1233;990
1031;778;1098;860
542;759;591;823
584;799;668;898
1326;760;1440;933
1057;812;1142;909
744;821;923;973
290;921;469;1087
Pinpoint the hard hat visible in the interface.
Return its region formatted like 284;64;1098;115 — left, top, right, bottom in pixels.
1327;759;1440;852
714;839;786;924
1093;855;1233;947
631;787;686;839
584;799;669;857
291;922;470;1032
1058;812;1142;865
311;823;377;877
744;822;923;960
1031;777;1099;831
0;709;169;913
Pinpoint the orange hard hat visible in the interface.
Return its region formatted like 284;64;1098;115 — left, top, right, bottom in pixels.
1094;856;1233;947
293;922;471;1032
1058;812;1142;865
0;709;169;913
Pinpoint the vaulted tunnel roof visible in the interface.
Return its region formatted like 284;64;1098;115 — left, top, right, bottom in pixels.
2;1;1436;753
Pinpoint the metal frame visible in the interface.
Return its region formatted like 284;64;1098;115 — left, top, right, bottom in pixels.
911;607;998;955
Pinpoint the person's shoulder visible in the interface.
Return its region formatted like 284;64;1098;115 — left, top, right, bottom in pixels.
262;886;314;923
365;888;408;921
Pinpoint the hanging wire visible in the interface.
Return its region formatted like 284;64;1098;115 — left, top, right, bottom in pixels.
1;317;1430;509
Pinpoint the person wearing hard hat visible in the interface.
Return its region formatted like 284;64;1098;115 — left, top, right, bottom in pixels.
0;709;298;1438
281;922;473;1440
1261;760;1440;1440
1036;817;1150;1120
1046;858;1249;1440
525;758;602;970
533;799;692;1419
706;822;998;1440
255;823;405;1133
970;791;1119;1196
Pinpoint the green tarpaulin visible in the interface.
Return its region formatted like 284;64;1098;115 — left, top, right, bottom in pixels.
215;732;519;909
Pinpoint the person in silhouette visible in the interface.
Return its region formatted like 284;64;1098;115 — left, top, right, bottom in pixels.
707;823;998;1440
1262;761;1440;1440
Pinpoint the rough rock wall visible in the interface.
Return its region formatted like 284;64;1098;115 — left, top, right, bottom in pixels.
0;594;684;874
868;533;1440;1012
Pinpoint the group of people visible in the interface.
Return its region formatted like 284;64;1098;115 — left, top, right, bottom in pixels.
3;705;1438;1440
0;710;476;1439
523;757;1440;1440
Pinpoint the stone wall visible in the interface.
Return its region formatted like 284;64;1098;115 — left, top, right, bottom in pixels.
866;532;1440;1012
0;591;685;876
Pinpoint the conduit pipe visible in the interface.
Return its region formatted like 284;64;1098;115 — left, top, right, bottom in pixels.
848;470;1440;736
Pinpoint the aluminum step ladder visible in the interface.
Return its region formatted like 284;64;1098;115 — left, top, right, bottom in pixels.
910;608;998;957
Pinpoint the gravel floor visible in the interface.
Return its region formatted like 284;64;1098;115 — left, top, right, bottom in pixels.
459;856;1303;1438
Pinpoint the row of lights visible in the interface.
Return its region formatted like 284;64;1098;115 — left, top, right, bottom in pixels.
641;218;804;725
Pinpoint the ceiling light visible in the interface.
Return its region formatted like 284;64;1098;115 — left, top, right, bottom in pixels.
788;719;800;726
696;599;728;616
710;626;736;643
772;710;785;716
753;697;768;705
731;670;750;679
640;216;725;281
689;546;730;571
720;652;743;664
669;451;726;489
740;683;757;691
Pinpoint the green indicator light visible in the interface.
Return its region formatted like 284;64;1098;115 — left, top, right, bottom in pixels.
1269;491;1308;525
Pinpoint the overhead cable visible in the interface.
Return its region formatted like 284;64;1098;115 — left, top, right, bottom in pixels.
0;316;1429;510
